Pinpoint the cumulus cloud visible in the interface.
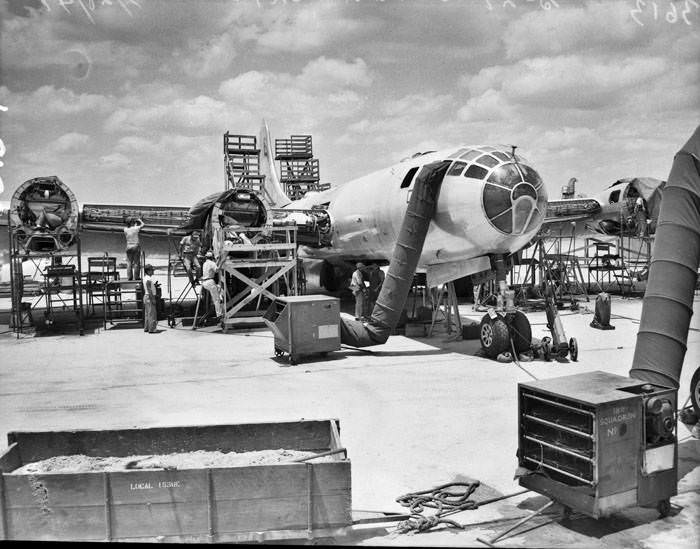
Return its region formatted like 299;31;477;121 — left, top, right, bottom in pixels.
253;1;364;53
104;95;229;133
502;1;650;60
2;85;114;119
218;57;374;129
48;132;90;153
180;32;237;79
99;152;132;169
465;55;669;110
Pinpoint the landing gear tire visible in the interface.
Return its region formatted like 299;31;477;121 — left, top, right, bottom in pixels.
480;314;511;359
657;498;671;518
289;355;298;366
509;310;532;353
569;337;579;362
690;366;700;416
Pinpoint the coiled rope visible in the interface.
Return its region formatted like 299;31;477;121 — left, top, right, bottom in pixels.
395;481;481;533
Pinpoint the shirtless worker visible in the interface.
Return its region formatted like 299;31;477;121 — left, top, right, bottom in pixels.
124;217;145;280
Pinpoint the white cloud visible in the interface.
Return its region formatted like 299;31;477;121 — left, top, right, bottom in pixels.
218;57;374;129
180;32;237;79
48;132;90;153
466;55;669;110
299;57;373;90
457;89;513;123
253;2;364;53
502;1;649;60
2;86;114;119
104;95;229;133
383;93;452;118
99;152;132;169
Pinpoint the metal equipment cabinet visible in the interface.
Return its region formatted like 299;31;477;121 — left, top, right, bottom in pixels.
517;371;677;518
0;419;351;543
263;295;341;365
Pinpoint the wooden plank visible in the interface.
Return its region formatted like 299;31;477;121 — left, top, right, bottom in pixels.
108;470;208;504
110;502;208;539
3;473;106;507
329;421;341;453
214;498;308;533
211;465;308;501
0;444;22;473
3;473;106;541
0;474;6;539
108;467;209;539
5;505;106;541
7;420;335;460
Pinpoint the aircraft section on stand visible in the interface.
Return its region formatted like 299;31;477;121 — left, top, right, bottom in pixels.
7;176;85;335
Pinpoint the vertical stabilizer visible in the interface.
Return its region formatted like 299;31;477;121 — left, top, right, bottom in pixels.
259;120;292;208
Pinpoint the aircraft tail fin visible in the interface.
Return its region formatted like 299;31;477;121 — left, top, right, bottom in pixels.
259;120;292;208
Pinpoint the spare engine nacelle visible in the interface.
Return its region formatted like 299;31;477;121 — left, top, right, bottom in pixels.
9;176;79;253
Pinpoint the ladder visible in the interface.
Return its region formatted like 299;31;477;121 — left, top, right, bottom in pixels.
224;132;266;192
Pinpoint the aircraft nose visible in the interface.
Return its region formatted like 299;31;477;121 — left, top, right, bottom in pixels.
482;159;547;236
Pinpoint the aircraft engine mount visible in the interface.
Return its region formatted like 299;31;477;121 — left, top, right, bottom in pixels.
9;176;80;253
206;188;331;248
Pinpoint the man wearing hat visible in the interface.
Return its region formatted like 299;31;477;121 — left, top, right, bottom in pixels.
349;262;366;321
142;264;159;333
201;250;223;320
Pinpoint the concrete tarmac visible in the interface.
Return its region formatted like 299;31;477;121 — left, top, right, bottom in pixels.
0;295;698;547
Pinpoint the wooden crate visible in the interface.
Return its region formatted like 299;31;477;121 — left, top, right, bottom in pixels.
0;419;351;543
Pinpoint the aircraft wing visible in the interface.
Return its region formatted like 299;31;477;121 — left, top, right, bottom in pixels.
541;197;602;229
80;203;191;236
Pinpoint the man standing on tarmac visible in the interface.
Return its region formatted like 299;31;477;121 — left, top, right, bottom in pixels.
124;217;144;280
201;251;223;320
367;264;385;316
350;262;366;321
142;264;159;333
179;229;203;285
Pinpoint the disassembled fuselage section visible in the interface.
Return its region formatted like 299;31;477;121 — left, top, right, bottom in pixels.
206;188;331;248
9;176;80;253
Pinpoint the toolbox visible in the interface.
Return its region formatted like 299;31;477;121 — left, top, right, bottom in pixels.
517;371;677;518
0;419;351;542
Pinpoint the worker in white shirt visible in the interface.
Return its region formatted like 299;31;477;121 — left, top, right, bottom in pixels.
201;251;223;319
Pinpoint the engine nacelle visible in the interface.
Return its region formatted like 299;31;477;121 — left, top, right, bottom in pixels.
9;176;79;253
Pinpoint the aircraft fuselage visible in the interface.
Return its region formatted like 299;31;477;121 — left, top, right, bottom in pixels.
291;146;548;270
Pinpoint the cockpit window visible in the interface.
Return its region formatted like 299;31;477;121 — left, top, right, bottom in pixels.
447;161;467;176
465;164;488;180
609;190;621;203
400;166;420;189
493;151;510;162
460;150;482;162
487;163;522;186
448;148;468;159
519;164;543;189
476;155;499;168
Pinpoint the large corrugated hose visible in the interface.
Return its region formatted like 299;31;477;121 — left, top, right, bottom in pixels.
340;160;450;348
630;126;700;388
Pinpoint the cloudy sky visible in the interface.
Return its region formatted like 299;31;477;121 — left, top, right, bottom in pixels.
0;0;698;206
